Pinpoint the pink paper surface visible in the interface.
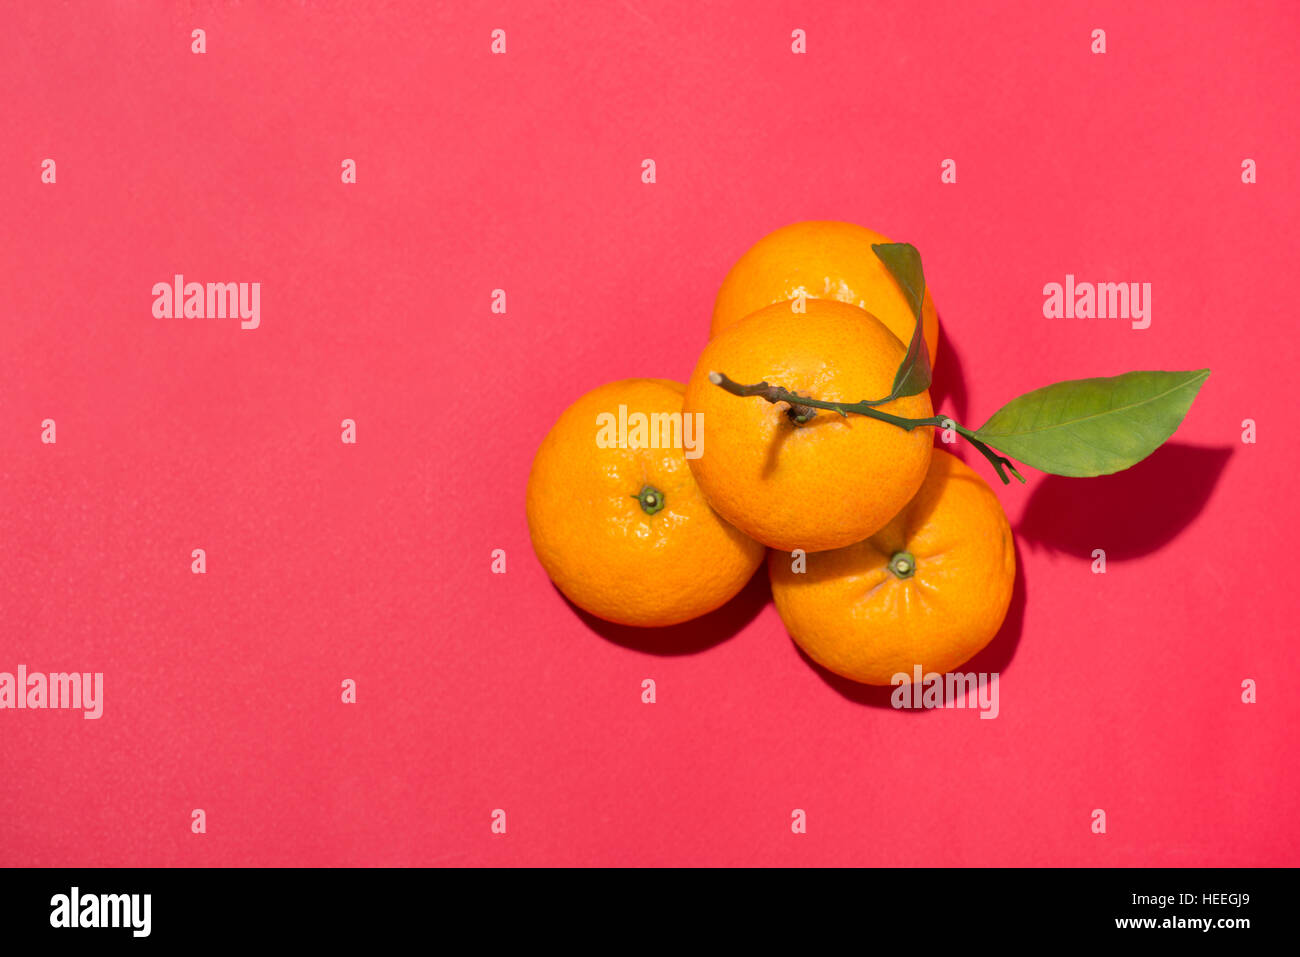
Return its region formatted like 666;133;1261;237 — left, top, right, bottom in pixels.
2;0;1297;867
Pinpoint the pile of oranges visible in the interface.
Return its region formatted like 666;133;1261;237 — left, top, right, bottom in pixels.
526;221;1016;687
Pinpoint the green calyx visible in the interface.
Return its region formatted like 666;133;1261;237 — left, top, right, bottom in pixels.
888;551;917;580
633;485;666;515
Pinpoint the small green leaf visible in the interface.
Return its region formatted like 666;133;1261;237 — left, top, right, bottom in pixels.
869;243;932;402
973;370;1210;477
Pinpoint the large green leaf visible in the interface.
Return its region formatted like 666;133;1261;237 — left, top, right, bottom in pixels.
973;370;1210;477
869;242;932;402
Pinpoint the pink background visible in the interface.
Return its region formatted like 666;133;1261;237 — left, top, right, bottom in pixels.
2;1;1296;866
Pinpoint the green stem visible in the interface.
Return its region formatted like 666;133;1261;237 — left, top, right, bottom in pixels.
707;371;1026;486
888;551;917;579
632;484;666;515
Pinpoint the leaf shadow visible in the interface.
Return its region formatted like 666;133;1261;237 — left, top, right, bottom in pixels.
927;311;969;424
559;566;771;656
799;536;1028;710
1016;443;1232;560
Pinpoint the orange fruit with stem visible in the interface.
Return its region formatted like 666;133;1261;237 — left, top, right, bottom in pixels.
769;449;1016;685
527;378;765;627
683;299;934;553
711;220;940;368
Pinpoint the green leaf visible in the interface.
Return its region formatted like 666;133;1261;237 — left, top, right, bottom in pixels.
973;370;1211;477
869;243;932;402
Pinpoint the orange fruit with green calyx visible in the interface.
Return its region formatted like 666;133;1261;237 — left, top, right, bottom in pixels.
683;298;933;553
527;378;765;627
769;449;1016;685
711;220;940;368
